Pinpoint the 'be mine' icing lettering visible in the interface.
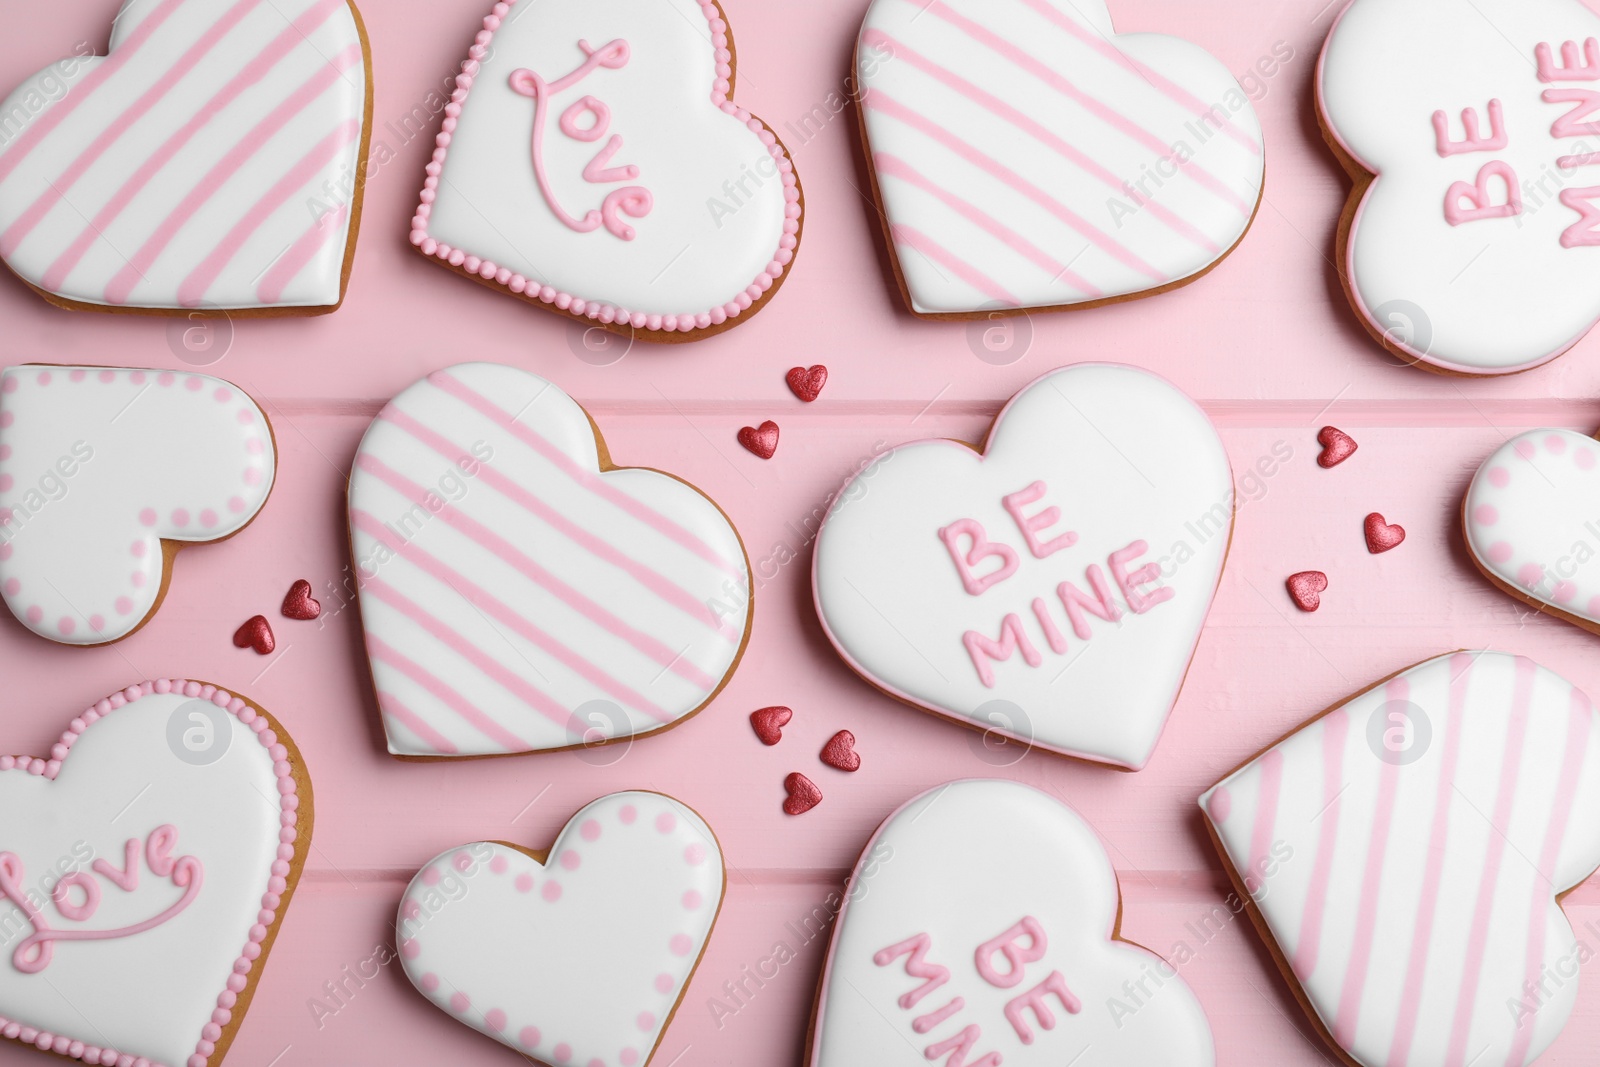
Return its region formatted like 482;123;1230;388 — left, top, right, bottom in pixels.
813;364;1232;769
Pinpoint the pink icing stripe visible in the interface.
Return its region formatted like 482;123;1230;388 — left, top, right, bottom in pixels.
0;0;268;258
256;203;348;304
380;408;739;641
1290;708;1348;982
352;509;674;722
39;0;347;297
1443;657;1537;1067
1386;653;1475;1065
356;453;719;690
862;89;1165;282
176;116;361;306
873;151;1102;298
1502;686;1593;1067
1246;747;1283;895
366;632;535;752
427;371;745;581
889;222;1020;307
909;5;1252;218
0;0;189;184
1332;676;1410;1049
374;690;460;755
1011;0;1262;155
101;33;360;304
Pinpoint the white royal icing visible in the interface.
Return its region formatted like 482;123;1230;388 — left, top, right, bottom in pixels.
0;366;276;646
811;779;1215;1067
811;363;1231;769
1464;428;1600;627
1201;651;1600;1067
396;791;723;1067
1320;0;1600;374
413;0;800;331
855;0;1263;315
0;0;368;311
349;362;751;758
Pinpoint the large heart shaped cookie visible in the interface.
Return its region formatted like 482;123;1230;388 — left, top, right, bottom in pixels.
0;366;276;646
396;791;723;1065
349;362;751;758
410;0;802;340
1464;428;1600;632
855;0;1264;316
0;0;370;312
1320;0;1600;374
1201;652;1600;1067
809;779;1215;1066
0;679;309;1067
812;363;1232;769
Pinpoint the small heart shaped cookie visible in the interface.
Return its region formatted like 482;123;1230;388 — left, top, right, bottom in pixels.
786;365;828;403
738;421;780;460
750;706;792;746
281;579;321;621
819;730;861;772
1286;571;1328;612
783;772;823;815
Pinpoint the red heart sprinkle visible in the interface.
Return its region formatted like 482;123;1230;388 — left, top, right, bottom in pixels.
783;772;823;815
738;421;780;460
1317;426;1359;469
786;365;828;403
750;706;793;746
1364;513;1406;554
281;579;321;621
820;730;860;772
1286;572;1329;613
233;615;276;655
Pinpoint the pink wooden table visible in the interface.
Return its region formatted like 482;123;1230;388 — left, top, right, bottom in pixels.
6;0;1600;1063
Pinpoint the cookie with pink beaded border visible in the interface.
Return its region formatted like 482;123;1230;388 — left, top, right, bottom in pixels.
0;366;276;647
0;678;310;1067
396;791;724;1065
408;0;804;343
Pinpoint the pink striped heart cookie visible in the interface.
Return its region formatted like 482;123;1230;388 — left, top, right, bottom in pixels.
396;791;723;1065
348;363;751;758
1201;651;1600;1067
854;0;1265;317
0;0;371;313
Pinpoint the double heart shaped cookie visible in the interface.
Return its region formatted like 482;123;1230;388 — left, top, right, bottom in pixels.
349;362;751;758
0;0;370;312
397;791;723;1066
812;363;1232;769
0;366;276;646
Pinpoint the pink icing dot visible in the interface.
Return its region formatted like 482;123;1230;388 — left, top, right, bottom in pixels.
490;854;508;875
654;973;674;994
57;618;75;637
1518;563;1545;588
1555;581;1578;603
1208;787;1232;822
114;597;133;615
138;508;157;527
100;370;117;383
0;545;8;562
236;408;254;425
244;467;261;486
1547;434;1569;454
157;372;175;387
88;615;104;632
1580;449;1598;471
656;812;677;834
199;509;218;528
484;1008;506;1032
621;1051;639;1067
420;973;440;993
580;819;601;841
1473;505;1498;526
542;881;562;902
1514;440;1537;461
2;579;17;598
185;375;203;391
519;1027;541;1049
131;571;146;588
453;851;474;872
35;372;50;386
1488;542;1513;564
637;1012;656;1032
400;939;419;959
553;1044;572;1063
228;495;247;513
214;387;231;403
421;866;441;886
683;890;702;910
449;992;469;1014
515;872;534;893
0;445;8;460
669;934;692;956
560;851;581;871
619;804;637;824
172;509;190;528
1488;466;1510;487
402;899;421;920
685;844;706;866
0;413;11;429
0;476;11;492
131;541;146;557
0;377;14;393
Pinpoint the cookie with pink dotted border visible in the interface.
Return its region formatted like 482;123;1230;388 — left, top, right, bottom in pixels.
1464;428;1600;636
396;791;724;1064
0;365;276;646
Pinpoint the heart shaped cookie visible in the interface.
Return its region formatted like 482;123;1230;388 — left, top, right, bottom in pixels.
396;791;723;1065
1201;651;1600;1067
0;366;276;646
1464;428;1600;632
1319;0;1600;374
855;0;1264;316
812;363;1231;769
349;362;751;758
410;0;802;341
809;779;1215;1066
0;678;309;1067
0;0;371;313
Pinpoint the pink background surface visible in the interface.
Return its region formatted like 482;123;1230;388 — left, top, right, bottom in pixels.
4;0;1600;1063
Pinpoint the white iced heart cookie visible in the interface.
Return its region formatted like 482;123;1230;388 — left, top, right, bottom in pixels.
1201;651;1600;1067
854;0;1264;316
349;362;751;758
1464;428;1600;632
0;679;308;1067
0;0;371;313
1320;0;1600;375
809;779;1215;1067
396;791;723;1065
812;363;1231;769
0;366;276;646
410;0;802;340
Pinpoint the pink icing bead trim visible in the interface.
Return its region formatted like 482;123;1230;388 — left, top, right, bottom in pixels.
0;680;302;1067
408;0;803;334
